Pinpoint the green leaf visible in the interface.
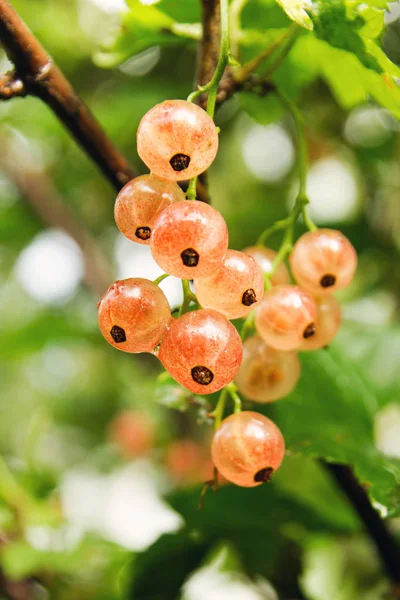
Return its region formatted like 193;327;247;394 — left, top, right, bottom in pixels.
313;0;381;72
128;531;210;600
293;36;400;119
94;0;195;68
259;347;400;517
275;0;313;30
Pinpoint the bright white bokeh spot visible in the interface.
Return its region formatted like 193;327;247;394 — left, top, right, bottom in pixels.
86;0;127;13
15;229;84;305
375;403;400;459
61;461;182;551
344;106;394;147
115;234;183;309
183;547;277;600
304;157;361;224
242;124;295;183
385;2;400;23
119;46;161;77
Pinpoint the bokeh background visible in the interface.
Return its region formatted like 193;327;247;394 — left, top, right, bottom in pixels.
1;0;400;598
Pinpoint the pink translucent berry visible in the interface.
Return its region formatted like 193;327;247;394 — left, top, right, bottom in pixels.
151;200;228;279
158;309;243;395
243;246;290;286
290;229;357;295
194;250;264;319
211;411;285;487
98;278;171;353
300;295;341;351
235;335;300;402
255;285;317;351
137;100;219;181
114;174;185;244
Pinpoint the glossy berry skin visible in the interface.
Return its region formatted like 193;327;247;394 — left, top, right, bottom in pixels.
211;411;285;487
114;174;185;244
98;278;171;353
137;100;219;181
243;246;290;286
290;229;357;295
158;309;243;395
300;295;341;351
194;250;264;319
151;200;228;279
235;335;300;402
255;285;317;351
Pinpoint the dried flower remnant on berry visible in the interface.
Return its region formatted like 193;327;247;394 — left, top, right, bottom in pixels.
135;226;151;241
191;365;214;385
320;274;336;288
181;248;199;267
303;322;316;339
110;325;126;343
254;467;274;483
242;288;257;306
170;153;191;172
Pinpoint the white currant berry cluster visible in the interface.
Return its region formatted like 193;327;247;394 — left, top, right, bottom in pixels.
97;98;357;490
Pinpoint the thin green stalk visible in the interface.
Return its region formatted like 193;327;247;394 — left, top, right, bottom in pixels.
178;279;198;317
186;176;197;200
230;0;247;57
153;273;170;286
257;88;317;282
211;383;242;430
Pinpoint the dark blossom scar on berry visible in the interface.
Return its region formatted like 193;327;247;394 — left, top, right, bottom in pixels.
320;273;336;288
181;248;199;267
191;365;214;385
110;325;126;343
242;288;257;306
135;226;151;240
170;153;191;172
303;322;316;339
254;467;274;483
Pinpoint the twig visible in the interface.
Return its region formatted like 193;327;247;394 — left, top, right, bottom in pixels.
0;0;135;191
326;463;400;586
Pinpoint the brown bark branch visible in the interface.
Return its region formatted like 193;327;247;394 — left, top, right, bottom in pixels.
0;0;135;191
325;463;400;589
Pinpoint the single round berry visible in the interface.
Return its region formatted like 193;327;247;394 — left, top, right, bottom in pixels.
194;250;264;319
235;335;300;403
211;411;285;487
114;174;185;245
289;229;357;295
300;295;341;351
243;246;290;286
98;278;171;353
255;285;317;351
158;309;243;395
137;100;219;181
151;200;228;279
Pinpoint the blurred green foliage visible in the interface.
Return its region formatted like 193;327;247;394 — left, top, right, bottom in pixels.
1;0;400;598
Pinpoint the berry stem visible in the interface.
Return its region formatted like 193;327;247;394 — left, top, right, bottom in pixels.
240;312;255;341
153;273;170;286
178;280;198;317
212;382;241;430
256;89;317;285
